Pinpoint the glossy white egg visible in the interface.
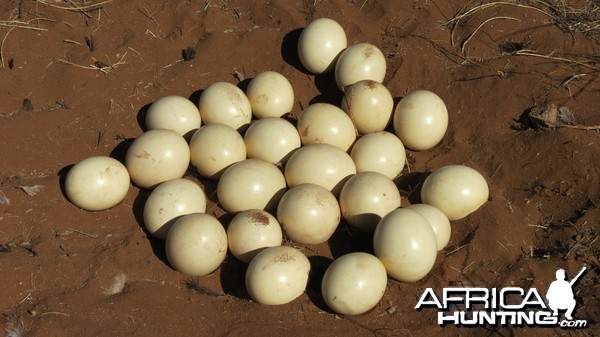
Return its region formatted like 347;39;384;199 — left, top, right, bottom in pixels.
335;43;386;91
420;165;489;220
189;123;246;179
297;18;347;74
393;90;448;151
125;129;190;189
217;159;287;213
244;117;301;165
277;183;340;244
341;80;394;134
227;209;283;263
373;208;437;282
407;204;451;251
246;71;295;118
245;246;310;305
339;172;401;232
350;131;406;180
143;178;207;240
284;143;356;196
165;213;227;276
321;252;387;315
198;81;252;130
65;156;130;211
145;95;201;138
297;103;356;151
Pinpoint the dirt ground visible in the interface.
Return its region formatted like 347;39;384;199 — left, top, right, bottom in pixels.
1;0;599;336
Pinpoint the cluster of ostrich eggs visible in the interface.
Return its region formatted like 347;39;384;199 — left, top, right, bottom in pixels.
63;17;489;316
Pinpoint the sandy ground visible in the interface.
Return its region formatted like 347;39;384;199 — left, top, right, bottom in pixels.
1;0;599;336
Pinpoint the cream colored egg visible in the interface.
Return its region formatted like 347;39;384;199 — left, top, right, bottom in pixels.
198;82;252;130
244;117;301;165
373;208;437;282
125;129;190;189
297;103;356;151
165;213;227;276
339;172;401;232
297;17;347;74
335;43;386;91
245;246;310;305
284;143;356;196
341;80;394;134
145;95;201;138
189;123;246;179
407;204;451;251
393;90;448;151
65;156;130;211
217;159;287;213
227;209;283;263
246;71;294;118
143;178;207;240
321;252;387;315
350;131;406;180
420;165;489;221
277;184;340;244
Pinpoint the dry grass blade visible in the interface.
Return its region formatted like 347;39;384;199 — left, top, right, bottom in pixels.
448;1;600;39
461;16;521;53
528;0;600;36
36;0;113;11
56;52;128;74
515;49;600;71
446;1;552;25
217;0;249;19
0;27;15;69
1;18;52;68
446;1;552;45
553;124;600;130
446;0;600;83
0;21;48;31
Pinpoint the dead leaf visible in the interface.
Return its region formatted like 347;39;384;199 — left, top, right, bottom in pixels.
558;106;576;124
525;103;599;130
528;103;560;129
0;190;10;205
20;185;44;196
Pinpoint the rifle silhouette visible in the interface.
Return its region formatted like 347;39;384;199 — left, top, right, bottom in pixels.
569;266;587;287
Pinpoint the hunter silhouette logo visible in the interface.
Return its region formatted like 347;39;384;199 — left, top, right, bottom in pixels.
415;265;588;328
546;266;586;321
